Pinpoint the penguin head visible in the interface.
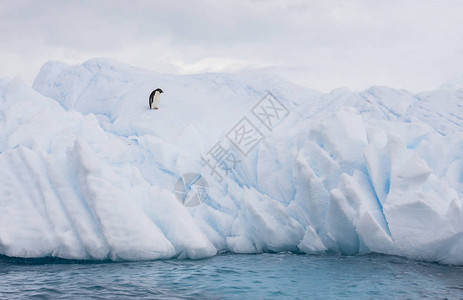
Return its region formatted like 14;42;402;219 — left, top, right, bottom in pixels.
155;88;164;94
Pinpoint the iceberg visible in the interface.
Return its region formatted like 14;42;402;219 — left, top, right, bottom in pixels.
0;58;462;264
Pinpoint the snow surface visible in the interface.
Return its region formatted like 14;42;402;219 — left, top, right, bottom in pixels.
0;58;462;264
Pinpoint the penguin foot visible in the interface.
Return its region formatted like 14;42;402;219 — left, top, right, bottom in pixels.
154;107;158;110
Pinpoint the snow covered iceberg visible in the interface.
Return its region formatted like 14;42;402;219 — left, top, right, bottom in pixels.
0;58;462;264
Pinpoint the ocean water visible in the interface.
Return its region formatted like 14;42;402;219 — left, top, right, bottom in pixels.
1;253;462;299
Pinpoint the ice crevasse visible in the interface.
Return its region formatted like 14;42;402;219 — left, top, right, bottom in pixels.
0;58;462;264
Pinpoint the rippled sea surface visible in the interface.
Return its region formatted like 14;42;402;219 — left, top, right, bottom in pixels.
1;253;462;299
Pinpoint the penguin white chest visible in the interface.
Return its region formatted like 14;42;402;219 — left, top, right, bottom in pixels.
153;91;161;109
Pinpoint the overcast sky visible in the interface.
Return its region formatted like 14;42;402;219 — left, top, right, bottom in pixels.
1;0;463;92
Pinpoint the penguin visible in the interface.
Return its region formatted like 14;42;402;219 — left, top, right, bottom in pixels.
149;88;164;110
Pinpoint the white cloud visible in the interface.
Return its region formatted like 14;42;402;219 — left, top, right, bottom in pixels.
172;57;275;74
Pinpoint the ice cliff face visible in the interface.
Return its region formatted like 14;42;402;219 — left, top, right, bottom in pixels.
0;58;462;264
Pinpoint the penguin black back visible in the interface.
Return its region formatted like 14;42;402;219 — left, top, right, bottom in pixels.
149;88;164;109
